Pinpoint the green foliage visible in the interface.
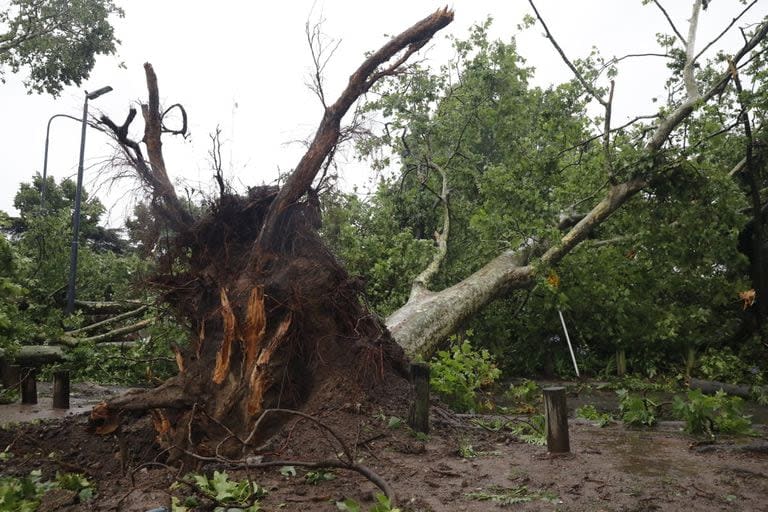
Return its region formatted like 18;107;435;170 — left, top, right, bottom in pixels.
697;348;753;384
183;470;266;510
304;469;335;485
0;471;92;511
0;0;123;95
429;333;501;412
576;404;613;427
0;176;153;373
616;389;658;427
62;318;186;385
347;15;760;381
506;379;540;404
509;414;547;446
464;485;558;506
336;493;401;512
673;390;753;438
321;191;431;317
504;379;541;413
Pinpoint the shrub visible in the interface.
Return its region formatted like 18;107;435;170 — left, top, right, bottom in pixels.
430;334;502;412
673;389;752;437
616;389;658;427
576;404;613;427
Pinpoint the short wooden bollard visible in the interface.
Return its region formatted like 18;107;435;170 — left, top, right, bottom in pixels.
20;368;37;405
408;362;430;434
543;386;570;453
53;370;70;409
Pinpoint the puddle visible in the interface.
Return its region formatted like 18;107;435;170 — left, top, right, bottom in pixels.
0;381;132;426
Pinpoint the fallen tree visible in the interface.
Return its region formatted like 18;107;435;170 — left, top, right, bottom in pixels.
386;0;768;356
0;302;152;367
89;3;767;461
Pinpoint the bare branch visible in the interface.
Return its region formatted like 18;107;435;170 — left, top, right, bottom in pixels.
527;0;607;107
209;126;226;197
695;0;760;61
58;318;155;347
305;19;342;108
101;63;193;231
255;7;454;250
64;306;149;336
652;0;687;45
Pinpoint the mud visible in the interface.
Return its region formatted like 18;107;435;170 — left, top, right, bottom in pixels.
1;403;766;511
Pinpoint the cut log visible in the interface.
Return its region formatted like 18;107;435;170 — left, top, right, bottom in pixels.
689;378;764;399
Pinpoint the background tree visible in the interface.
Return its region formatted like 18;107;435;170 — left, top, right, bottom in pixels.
0;0;123;95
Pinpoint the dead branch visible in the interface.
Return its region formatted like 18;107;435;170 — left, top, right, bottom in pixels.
305;19;342;108
74;299;146;314
58;318;155;347
64;306;149;336
527;0;607;107
255;7;454;250
101;63;193;230
683;0;703;101
651;0;687;45
603;80;615;181
209;126;226;197
695;0;760;61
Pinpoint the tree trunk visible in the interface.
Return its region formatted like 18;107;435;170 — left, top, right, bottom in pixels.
689;378;763;399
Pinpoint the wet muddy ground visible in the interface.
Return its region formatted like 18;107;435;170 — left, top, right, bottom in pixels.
1;381;766;511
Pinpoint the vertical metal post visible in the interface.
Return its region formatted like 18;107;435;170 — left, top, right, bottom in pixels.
64;96;90;315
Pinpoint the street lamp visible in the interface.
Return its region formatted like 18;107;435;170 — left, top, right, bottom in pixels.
64;86;113;315
41;114;86;210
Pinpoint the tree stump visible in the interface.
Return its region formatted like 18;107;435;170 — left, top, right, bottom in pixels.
543;386;569;453
408;362;430;434
53;370;70;409
21;368;38;405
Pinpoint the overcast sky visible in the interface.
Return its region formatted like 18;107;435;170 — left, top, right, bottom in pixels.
1;0;764;227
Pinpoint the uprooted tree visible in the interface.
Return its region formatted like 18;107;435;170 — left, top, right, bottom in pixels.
91;2;768;460
92;9;455;461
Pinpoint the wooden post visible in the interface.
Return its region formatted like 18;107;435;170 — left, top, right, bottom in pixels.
543;386;570;453
616;350;627;377
1;363;20;391
53;370;70;409
21;367;37;405
408;362;430;434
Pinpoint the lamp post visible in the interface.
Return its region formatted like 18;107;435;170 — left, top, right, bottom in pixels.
64;86;113;315
41;114;86;210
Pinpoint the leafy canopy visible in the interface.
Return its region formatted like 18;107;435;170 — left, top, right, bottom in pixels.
0;0;123;95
